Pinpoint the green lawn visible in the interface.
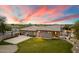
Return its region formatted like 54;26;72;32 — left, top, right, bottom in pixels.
17;38;73;53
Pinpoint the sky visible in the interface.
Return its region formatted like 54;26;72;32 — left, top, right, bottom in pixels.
0;5;79;24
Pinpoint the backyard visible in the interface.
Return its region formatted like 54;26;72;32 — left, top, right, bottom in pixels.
16;38;73;53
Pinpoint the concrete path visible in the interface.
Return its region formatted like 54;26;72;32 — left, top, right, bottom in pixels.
0;45;18;53
4;35;31;44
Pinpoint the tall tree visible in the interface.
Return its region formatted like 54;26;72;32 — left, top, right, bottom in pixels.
0;16;11;35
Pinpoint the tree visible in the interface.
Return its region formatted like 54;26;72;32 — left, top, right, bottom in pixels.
0;16;11;35
63;24;71;30
73;21;79;40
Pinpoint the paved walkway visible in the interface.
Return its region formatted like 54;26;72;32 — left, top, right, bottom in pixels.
0;45;18;53
4;35;31;44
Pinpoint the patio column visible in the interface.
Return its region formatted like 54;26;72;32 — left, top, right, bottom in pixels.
36;31;40;37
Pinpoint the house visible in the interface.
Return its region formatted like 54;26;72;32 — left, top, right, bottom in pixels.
20;25;62;39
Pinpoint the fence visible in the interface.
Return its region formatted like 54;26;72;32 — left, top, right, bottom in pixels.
0;31;20;41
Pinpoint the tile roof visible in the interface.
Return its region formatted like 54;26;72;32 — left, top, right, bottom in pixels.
21;25;61;31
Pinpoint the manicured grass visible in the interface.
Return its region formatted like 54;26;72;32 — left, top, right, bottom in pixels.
17;38;73;53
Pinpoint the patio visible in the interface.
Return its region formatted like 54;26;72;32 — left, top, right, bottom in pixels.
4;35;31;44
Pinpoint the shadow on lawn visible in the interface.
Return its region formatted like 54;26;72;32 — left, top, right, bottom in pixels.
0;40;13;45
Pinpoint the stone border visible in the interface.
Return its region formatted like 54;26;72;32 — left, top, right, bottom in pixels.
63;38;79;53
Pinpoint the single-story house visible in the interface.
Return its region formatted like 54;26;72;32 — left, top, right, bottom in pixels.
20;25;62;39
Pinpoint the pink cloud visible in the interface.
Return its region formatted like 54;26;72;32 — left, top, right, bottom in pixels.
44;14;79;24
